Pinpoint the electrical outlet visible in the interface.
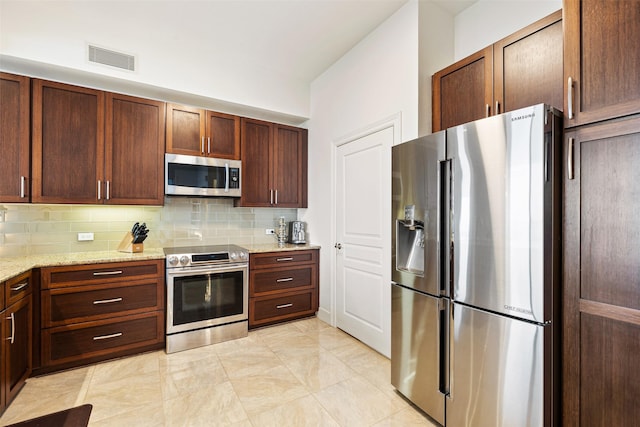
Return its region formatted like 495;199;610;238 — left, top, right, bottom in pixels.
265;228;275;235
77;232;94;241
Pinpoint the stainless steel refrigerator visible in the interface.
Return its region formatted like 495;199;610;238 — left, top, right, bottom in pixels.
391;104;561;427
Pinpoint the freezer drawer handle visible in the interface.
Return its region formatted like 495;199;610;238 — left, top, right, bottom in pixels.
93;332;123;341
93;297;123;305
276;303;293;309
276;278;294;283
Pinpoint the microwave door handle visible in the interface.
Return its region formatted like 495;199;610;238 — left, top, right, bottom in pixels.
225;163;230;193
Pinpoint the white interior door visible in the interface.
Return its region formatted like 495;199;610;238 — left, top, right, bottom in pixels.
335;123;393;357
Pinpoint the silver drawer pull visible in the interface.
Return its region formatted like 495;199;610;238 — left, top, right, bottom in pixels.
276;257;294;262
276;278;293;283
93;270;123;276
93;332;123;341
93;297;123;305
10;281;29;292
276;303;293;309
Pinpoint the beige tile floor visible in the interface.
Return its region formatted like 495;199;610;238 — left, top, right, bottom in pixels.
0;318;438;427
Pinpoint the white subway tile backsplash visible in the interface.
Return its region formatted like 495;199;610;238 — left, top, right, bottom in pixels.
0;198;298;258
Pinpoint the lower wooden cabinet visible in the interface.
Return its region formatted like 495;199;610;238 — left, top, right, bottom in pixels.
563;115;640;425
38;260;165;373
1;271;33;415
249;249;318;328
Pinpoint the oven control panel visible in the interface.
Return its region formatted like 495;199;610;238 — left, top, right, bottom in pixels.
164;244;248;268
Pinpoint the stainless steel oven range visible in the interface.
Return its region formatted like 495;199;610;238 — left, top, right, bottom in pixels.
164;244;249;354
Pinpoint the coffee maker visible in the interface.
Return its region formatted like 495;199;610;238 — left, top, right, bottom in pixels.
288;221;306;244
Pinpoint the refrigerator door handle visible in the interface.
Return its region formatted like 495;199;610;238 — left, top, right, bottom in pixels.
439;159;452;297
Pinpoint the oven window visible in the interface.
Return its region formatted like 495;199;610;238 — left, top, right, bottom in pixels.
173;271;244;326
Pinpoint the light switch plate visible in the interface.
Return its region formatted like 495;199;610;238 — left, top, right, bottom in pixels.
77;232;94;241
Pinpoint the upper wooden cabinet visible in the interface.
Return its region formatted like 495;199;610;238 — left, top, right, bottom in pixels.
564;0;640;128
433;10;563;131
31;80;166;205
237;118;307;208
105;93;165;205
432;47;493;131
0;73;31;203
166;103;240;159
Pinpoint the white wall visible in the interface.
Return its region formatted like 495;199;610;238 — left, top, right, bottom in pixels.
0;0;309;122
305;1;421;324
454;0;562;60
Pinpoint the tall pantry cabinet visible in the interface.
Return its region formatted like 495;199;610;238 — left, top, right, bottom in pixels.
562;1;640;426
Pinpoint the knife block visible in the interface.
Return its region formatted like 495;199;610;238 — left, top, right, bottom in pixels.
117;232;144;253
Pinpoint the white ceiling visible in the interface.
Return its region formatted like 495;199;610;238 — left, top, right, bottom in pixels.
123;0;476;85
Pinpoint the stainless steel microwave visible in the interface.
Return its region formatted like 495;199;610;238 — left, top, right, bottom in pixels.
165;153;241;197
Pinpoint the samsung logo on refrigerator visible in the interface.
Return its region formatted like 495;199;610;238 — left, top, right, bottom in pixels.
504;304;533;315
511;112;535;121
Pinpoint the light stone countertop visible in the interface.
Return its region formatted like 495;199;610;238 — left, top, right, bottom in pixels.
0;244;321;283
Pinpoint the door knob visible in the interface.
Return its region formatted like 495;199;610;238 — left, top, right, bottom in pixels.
334;243;342;249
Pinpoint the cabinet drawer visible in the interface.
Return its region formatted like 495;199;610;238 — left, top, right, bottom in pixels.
251;266;313;295
42;311;163;366
250;250;317;269
41;260;163;289
5;271;32;307
42;280;163;327
250;290;316;326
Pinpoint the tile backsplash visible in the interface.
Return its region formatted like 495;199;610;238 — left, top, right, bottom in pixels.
0;198;298;258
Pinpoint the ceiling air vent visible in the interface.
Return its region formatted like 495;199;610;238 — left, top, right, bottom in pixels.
88;45;135;71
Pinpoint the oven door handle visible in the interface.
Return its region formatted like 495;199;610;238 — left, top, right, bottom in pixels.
167;265;247;277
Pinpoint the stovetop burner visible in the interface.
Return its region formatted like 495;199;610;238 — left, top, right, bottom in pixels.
163;244;249;268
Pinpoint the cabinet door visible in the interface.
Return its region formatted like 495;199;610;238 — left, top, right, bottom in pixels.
32;80;105;204
237;118;273;207
273;124;307;208
563;117;640;426
3;295;32;406
494;10;563;114
0;73;30;203
105;93;165;205
564;0;640;127
165;103;205;156
206;111;240;159
432;46;493;131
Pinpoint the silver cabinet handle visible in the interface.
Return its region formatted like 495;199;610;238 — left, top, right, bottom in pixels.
276;277;293;283
567;137;575;180
93;297;123;305
201;136;206;154
208;137;211;154
93;270;123;276
270;189;274;204
10;281;29;292
276;257;294;262
567;77;574;119
20;176;26;198
106;180;110;200
93;332;123;341
495;101;500;115
485;104;490;117
276;303;293;309
275;189;278;205
97;180;101;200
6;312;15;344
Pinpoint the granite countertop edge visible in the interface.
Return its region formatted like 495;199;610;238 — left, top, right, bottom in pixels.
0;244;321;283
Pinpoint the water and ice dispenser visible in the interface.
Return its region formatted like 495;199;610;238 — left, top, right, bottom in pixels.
395;205;425;277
